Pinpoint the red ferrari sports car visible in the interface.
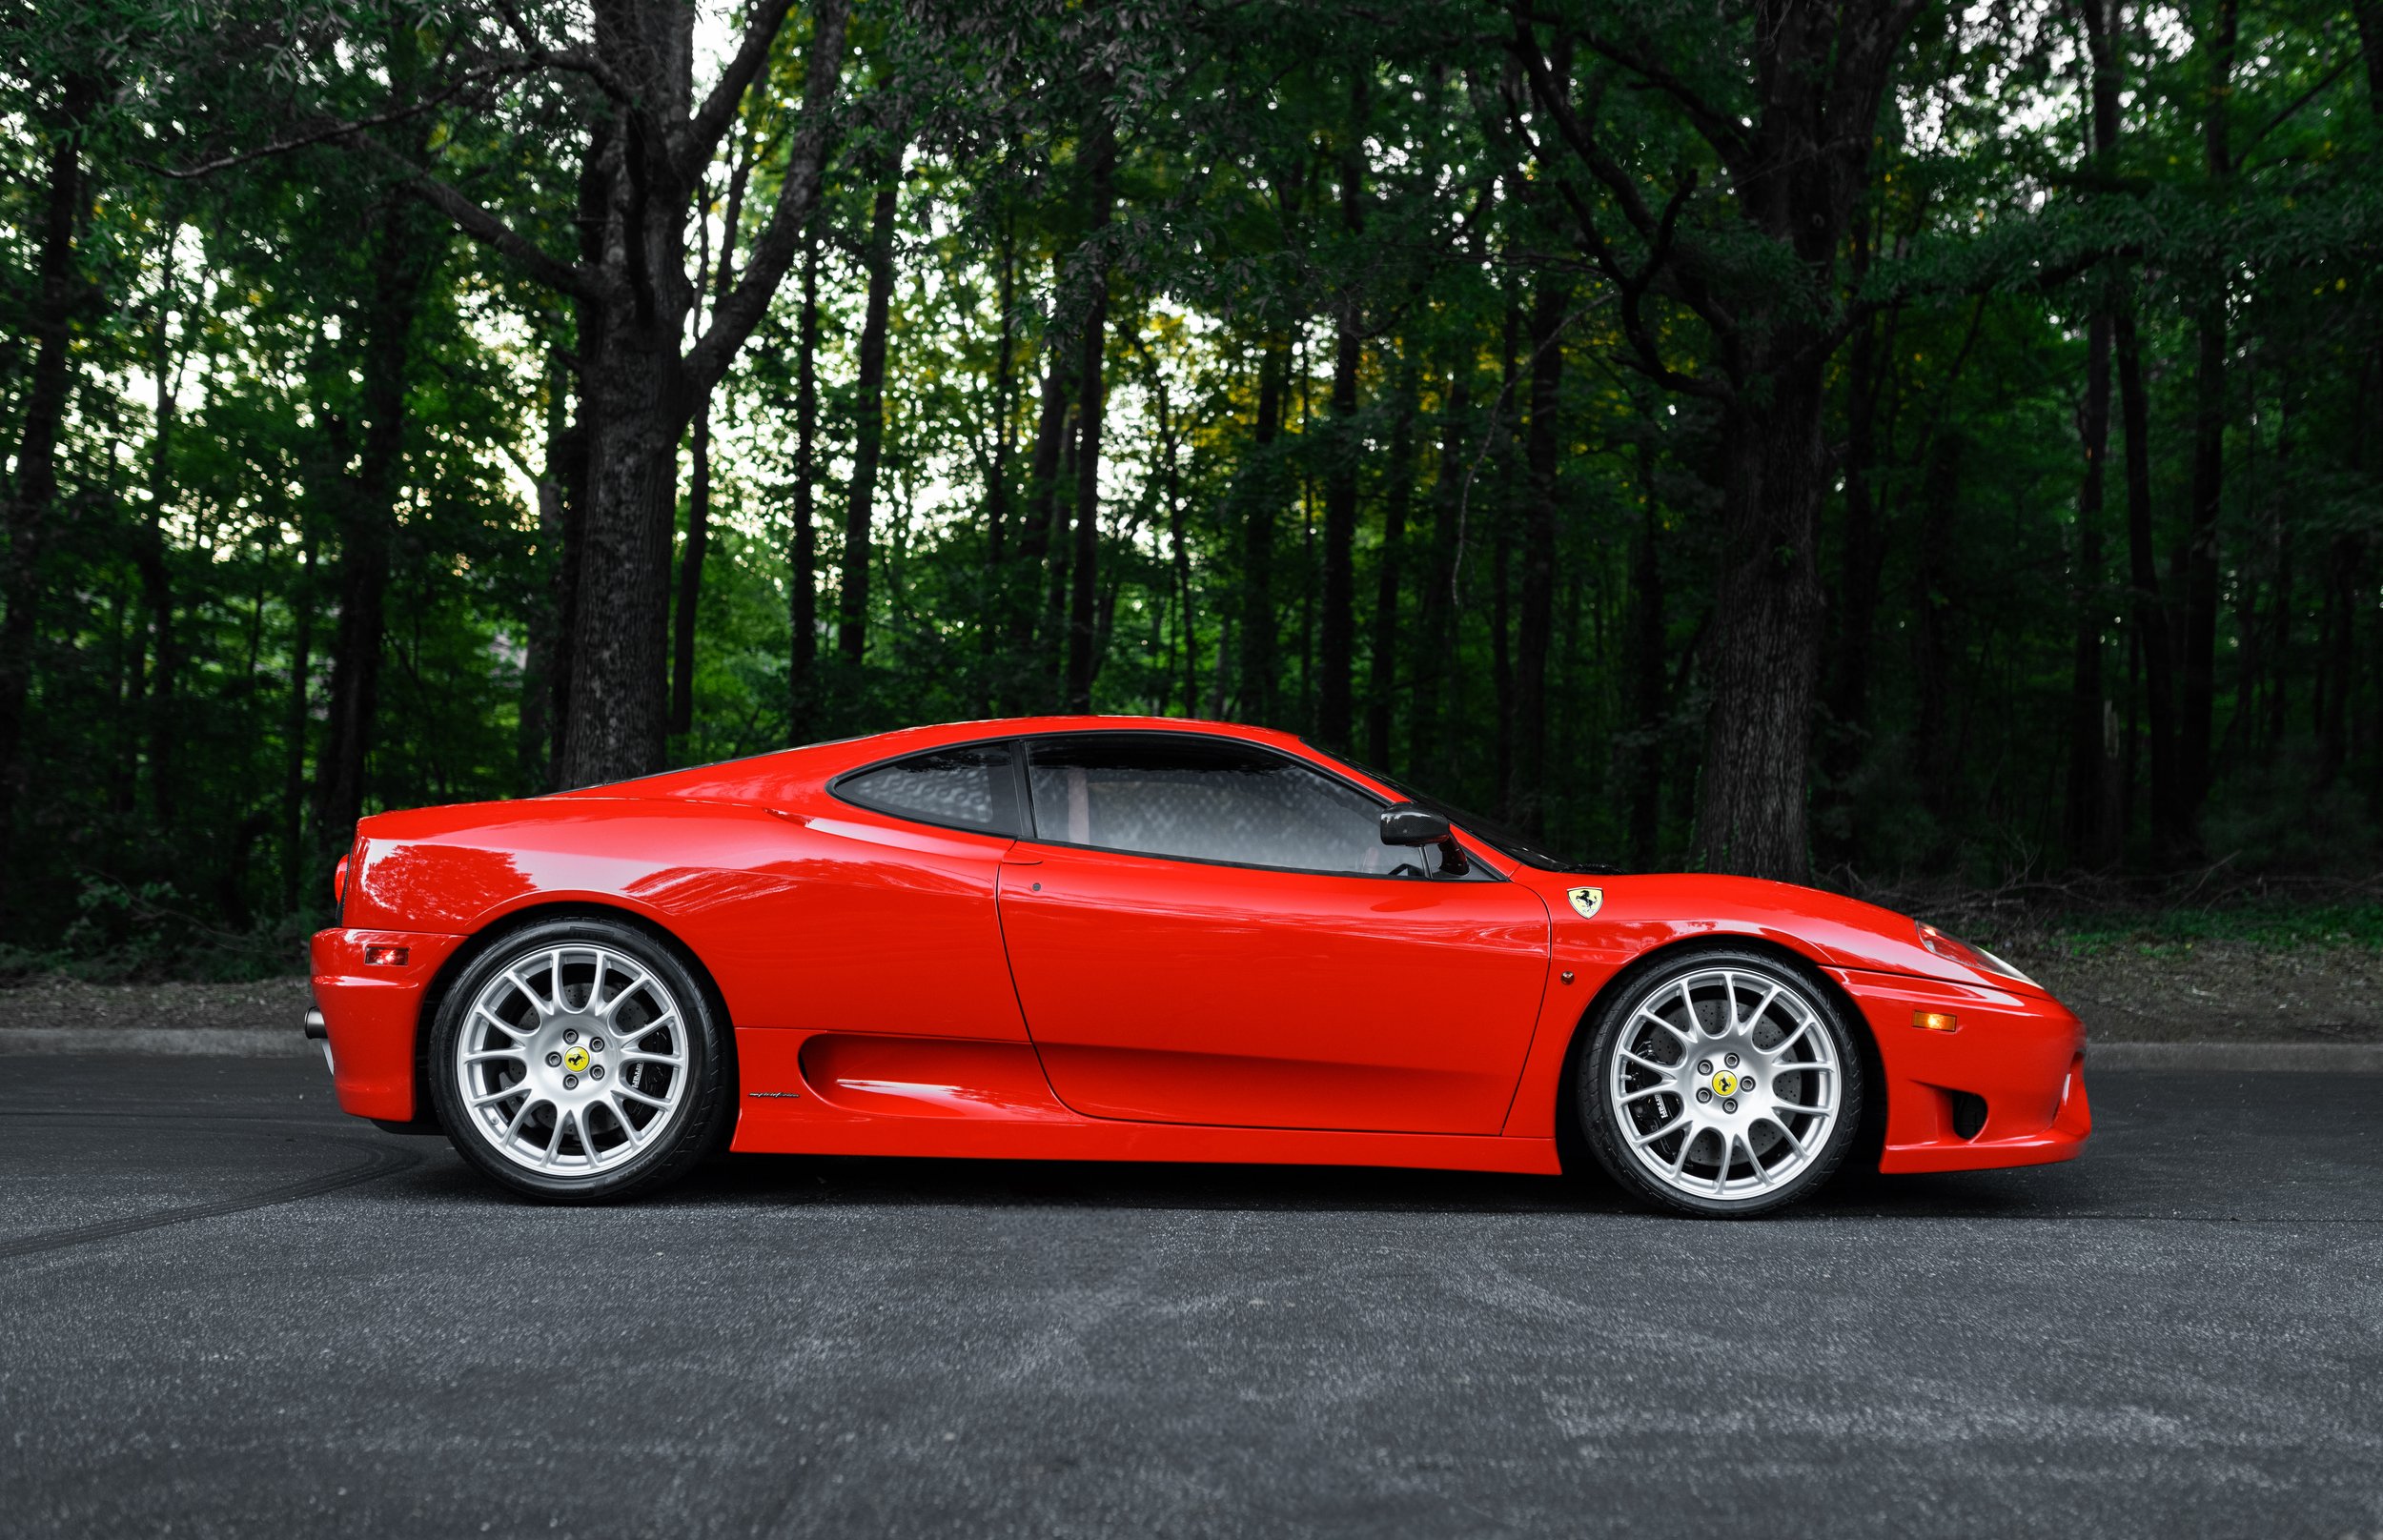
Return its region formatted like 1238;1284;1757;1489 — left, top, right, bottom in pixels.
306;716;2088;1216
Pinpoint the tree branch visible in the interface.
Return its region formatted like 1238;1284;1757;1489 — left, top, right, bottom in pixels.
142;63;510;180
1574;29;1753;185
489;0;645;112
687;0;851;395
1505;16;1660;242
357;134;601;300
680;0;799;184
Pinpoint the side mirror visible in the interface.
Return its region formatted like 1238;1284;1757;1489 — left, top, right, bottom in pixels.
1379;803;1469;877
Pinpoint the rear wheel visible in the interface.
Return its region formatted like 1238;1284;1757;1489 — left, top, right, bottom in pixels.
1577;947;1864;1218
428;918;728;1203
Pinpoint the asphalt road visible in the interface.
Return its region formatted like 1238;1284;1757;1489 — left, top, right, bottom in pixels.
1;1057;2378;1539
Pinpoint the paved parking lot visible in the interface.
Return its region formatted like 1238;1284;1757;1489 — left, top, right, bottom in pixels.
2;1055;2378;1537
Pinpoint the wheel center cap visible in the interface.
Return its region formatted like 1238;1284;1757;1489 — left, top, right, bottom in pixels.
562;1045;590;1074
1709;1068;1740;1098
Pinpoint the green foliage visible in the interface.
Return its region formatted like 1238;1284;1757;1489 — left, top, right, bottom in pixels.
5;0;2383;975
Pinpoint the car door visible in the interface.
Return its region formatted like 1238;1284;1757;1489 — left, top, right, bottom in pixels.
995;731;1552;1135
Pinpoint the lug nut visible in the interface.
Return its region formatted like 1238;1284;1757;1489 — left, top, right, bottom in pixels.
1697;1087;1713;1104
591;1064;605;1080
563;1028;580;1044
1725;1052;1740;1067
1698;1060;1713;1076
1722;1097;1738;1113
589;1037;603;1052
1740;1077;1756;1092
547;1052;563;1067
563;1073;579;1089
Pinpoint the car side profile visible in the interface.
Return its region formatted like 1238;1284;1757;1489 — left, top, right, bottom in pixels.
306;716;2088;1216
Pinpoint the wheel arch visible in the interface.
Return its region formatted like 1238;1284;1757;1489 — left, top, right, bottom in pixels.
409;900;741;1132
1551;931;1888;1176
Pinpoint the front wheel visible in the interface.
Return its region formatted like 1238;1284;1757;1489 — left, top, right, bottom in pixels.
1577;947;1865;1218
427;918;729;1203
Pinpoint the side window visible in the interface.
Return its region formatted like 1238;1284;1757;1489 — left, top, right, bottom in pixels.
1025;735;1414;876
834;742;1021;836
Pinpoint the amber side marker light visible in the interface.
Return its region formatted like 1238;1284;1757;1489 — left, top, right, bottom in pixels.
1913;1010;1960;1033
364;944;410;967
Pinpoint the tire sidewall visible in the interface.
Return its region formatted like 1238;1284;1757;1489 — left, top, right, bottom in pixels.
1576;945;1866;1218
427;916;728;1204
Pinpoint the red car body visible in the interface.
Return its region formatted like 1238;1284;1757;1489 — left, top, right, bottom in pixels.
311;716;2088;1178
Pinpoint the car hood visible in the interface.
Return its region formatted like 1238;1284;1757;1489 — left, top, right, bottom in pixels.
1512;869;2051;1000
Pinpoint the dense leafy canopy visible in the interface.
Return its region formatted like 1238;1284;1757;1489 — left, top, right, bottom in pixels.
3;0;2380;971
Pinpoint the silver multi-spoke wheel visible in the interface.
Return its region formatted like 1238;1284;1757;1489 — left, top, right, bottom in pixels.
453;942;693;1177
1605;964;1844;1205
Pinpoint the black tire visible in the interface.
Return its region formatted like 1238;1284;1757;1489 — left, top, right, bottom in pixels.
427;916;730;1203
1575;945;1866;1218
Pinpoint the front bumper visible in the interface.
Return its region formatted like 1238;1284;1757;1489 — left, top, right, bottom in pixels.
309;927;466;1121
1828;967;2091;1174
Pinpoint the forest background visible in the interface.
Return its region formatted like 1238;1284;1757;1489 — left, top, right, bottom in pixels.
6;0;2383;981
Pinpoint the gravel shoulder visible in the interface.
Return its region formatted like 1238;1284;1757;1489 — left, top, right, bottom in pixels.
2;941;2379;1047
2005;940;2383;1044
0;975;312;1037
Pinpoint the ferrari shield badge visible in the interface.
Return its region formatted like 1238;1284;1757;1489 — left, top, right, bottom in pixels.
1567;886;1603;920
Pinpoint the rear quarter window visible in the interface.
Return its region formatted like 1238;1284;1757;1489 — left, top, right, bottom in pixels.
831;741;1022;836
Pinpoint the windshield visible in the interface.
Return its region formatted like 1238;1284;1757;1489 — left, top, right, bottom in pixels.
1314;747;1619;875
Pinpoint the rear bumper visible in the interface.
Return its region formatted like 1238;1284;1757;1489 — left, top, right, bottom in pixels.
309;927;467;1122
1827;967;2091;1175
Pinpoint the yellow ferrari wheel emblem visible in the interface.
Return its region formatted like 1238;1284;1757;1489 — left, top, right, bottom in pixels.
1710;1069;1740;1098
1567;886;1604;920
562;1045;590;1073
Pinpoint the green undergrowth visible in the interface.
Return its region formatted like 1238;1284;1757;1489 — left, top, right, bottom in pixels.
2008;902;2383;960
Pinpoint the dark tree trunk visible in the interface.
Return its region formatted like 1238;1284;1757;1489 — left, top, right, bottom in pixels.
1511;1;1918;881
840;144;904;665
282;542;316;913
672;401;712;735
560;278;690;784
1065;115;1116;713
2179;0;2238;824
1820;240;1888;861
547;413;588;785
1239;339;1288;724
789;224;821;740
2320;537;2357;781
1513;277;1565;836
1317;73;1368;751
0;73;95;924
547;116;612;785
1492;511;1514;818
135;421;178;832
397;0;852;789
2067;0;2124;866
1045;412;1078;697
2358;0;2383;105
1159;377;1197;715
2067;311;2115;863
1619;456;1665;871
1491;290;1520;815
671;132;755;740
1912;430;1965;827
518;355;570;788
140;224;184;832
1011;349;1073;647
979;211;1018;708
1411;361;1470;783
316;196;439;854
1692;362;1829;878
2116;303;2184;853
1365;353;1417;768
2268;512;2292;755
